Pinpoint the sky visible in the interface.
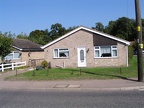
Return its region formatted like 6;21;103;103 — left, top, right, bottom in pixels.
0;0;144;35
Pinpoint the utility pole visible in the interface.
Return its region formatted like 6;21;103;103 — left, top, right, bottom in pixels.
135;0;143;82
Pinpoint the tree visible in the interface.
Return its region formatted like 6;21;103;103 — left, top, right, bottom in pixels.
17;32;28;39
105;17;136;41
49;23;66;40
29;29;51;45
66;26;79;33
92;22;105;32
0;32;13;62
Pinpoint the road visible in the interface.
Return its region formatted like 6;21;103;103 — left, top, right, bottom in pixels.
0;89;144;108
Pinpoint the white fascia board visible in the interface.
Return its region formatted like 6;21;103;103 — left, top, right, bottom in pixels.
12;46;22;51
82;27;130;46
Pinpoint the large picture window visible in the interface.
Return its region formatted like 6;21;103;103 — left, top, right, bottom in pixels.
5;51;20;60
94;45;117;58
54;48;69;58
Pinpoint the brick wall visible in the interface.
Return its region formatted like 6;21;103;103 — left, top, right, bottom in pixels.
21;51;44;66
94;43;127;67
44;30;128;68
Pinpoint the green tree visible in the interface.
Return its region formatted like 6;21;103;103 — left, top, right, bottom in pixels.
0;32;13;62
92;22;105;32
29;29;51;45
17;32;28;39
49;23;66;40
105;17;136;41
66;26;79;33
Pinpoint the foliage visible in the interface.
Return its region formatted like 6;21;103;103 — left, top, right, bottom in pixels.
41;60;48;69
36;66;43;70
66;26;79;33
28;23;76;45
105;17;136;41
17;32;28;39
10;17;143;51
49;23;66;40
0;32;13;62
128;45;134;62
92;22;105;32
29;29;50;45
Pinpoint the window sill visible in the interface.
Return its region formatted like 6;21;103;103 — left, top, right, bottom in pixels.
94;57;118;59
53;57;69;59
13;58;20;60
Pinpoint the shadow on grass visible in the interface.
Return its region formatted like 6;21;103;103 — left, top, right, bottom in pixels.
64;68;138;82
83;71;138;82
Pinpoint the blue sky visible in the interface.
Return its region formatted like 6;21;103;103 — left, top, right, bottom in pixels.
0;0;144;35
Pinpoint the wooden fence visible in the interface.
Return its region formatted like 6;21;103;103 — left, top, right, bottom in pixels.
0;61;26;72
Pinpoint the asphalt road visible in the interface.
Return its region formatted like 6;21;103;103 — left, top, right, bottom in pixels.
0;89;144;108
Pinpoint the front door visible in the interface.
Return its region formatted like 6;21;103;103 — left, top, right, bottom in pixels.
77;48;86;67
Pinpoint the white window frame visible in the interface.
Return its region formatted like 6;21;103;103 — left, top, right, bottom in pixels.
94;45;118;58
53;48;69;58
5;51;20;60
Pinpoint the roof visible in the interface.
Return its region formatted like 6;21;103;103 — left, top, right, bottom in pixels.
41;26;130;49
12;39;43;51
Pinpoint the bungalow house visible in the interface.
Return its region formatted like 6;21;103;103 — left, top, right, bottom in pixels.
41;26;130;68
5;39;44;66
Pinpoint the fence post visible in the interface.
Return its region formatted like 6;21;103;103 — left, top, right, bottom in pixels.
2;64;4;72
12;63;14;70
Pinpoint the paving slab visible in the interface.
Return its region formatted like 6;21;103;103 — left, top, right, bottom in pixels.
68;84;82;88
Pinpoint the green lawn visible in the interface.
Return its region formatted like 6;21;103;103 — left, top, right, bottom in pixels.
5;56;143;81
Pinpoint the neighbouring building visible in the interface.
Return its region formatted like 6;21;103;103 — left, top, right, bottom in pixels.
5;39;44;67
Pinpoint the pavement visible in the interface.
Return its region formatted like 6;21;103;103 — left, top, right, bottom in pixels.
0;68;144;91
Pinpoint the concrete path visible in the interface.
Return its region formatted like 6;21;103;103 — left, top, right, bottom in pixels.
0;68;144;91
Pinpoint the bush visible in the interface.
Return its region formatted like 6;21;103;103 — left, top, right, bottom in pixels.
41;60;48;69
128;45;134;62
36;66;43;70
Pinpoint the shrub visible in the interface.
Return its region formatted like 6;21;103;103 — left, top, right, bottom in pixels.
41;60;48;69
128;45;134;62
36;66;43;70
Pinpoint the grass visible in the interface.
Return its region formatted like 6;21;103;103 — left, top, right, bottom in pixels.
5;56;143;81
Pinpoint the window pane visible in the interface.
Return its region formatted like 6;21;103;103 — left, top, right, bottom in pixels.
5;53;13;60
59;52;68;57
59;49;69;57
54;48;69;58
101;46;111;53
54;49;58;57
80;50;84;61
95;50;100;57
95;46;99;49
112;50;117;56
112;46;117;48
64;51;69;57
101;46;111;57
14;52;20;59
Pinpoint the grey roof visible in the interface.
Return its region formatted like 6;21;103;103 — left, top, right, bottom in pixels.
12;39;43;51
